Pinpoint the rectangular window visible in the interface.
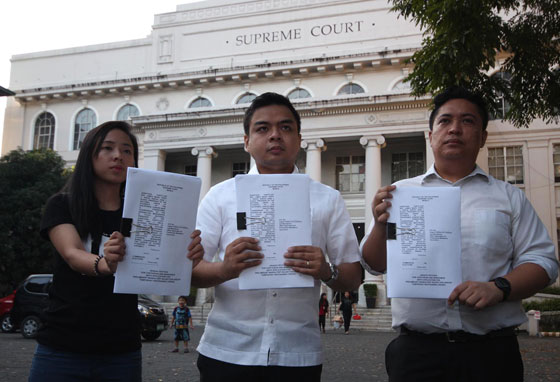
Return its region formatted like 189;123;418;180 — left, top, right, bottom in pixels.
553;145;560;183
232;162;250;177
336;156;365;192
488;146;524;184
184;165;197;177
391;152;425;183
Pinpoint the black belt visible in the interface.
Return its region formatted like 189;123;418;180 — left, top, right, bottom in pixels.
399;326;516;343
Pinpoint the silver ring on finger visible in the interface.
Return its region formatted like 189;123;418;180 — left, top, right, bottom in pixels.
306;261;310;267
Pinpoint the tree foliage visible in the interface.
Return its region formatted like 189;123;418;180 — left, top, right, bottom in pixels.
0;149;69;296
390;0;560;127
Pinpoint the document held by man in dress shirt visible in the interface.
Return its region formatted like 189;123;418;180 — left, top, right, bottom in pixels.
386;186;462;299
114;168;201;296
235;174;314;290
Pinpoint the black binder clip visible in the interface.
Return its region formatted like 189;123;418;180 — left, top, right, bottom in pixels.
387;223;416;240
121;218;133;237
236;212;267;230
387;223;397;240
120;218;153;237
237;213;247;230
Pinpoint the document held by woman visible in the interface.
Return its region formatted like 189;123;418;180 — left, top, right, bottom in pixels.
114;168;201;296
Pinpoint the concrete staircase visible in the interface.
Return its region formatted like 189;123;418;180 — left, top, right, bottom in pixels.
333;305;394;332
163;303;394;332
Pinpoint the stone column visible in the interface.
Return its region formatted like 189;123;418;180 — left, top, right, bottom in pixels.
143;149;166;171
359;136;386;305
191;146;217;202
301;139;325;182
359;135;385;228
424;130;434;170
191;146;217;306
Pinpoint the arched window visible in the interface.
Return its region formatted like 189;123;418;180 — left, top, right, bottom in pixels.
491;72;512;120
116;104;140;121
73;108;96;150
33;112;55;150
236;92;257;104
392;79;411;93
337;83;365;95
287;88;311;100
189;97;212;108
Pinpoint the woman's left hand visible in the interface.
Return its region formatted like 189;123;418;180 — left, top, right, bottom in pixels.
187;230;204;268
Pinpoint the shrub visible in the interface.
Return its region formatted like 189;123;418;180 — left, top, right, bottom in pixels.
540;286;560;295
523;299;560;312
539;313;560;332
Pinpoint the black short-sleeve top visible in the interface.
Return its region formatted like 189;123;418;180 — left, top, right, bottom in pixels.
38;193;141;354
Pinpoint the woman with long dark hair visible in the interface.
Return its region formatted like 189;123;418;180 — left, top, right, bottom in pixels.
318;292;329;333
28;121;203;381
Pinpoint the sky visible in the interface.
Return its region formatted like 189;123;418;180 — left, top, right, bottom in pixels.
0;0;198;155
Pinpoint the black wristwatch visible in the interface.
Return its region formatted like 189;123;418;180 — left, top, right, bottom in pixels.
491;277;511;302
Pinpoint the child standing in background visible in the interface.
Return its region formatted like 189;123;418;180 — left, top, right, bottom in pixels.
171;296;194;353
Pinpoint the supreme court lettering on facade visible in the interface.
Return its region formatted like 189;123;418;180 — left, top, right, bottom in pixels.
234;20;366;46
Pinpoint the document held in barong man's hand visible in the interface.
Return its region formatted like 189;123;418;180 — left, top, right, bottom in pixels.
235;174;313;290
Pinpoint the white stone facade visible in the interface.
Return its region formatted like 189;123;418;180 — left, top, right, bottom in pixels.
3;0;559;302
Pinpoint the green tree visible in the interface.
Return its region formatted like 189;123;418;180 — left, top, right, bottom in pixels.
0;149;69;295
391;0;560;127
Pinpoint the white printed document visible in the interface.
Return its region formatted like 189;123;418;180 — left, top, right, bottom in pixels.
235;174;313;290
386;186;461;299
114;168;201;296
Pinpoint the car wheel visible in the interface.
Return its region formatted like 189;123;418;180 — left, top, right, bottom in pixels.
1;315;14;333
141;331;162;341
21;315;41;339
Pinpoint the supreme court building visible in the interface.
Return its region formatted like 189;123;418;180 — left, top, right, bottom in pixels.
3;0;559;304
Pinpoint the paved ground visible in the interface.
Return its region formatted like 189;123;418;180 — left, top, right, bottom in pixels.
1;327;559;381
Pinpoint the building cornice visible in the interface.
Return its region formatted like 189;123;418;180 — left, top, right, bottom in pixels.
14;48;417;104
131;94;430;130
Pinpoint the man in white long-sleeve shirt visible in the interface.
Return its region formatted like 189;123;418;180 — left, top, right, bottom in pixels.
361;86;558;382
192;92;362;381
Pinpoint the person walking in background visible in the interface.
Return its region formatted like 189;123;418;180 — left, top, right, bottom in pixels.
318;293;329;334
28;121;204;382
338;291;356;334
171;296;194;353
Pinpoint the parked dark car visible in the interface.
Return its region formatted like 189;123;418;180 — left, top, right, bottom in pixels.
10;274;169;340
10;274;52;338
138;294;169;341
0;290;16;332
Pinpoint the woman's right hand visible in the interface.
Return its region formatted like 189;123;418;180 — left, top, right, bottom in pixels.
102;231;127;274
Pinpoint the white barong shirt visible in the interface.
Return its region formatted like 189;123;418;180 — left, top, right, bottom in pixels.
361;165;559;334
196;166;361;366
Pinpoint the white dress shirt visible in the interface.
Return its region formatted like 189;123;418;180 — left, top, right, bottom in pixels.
361;165;559;334
196;166;361;366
